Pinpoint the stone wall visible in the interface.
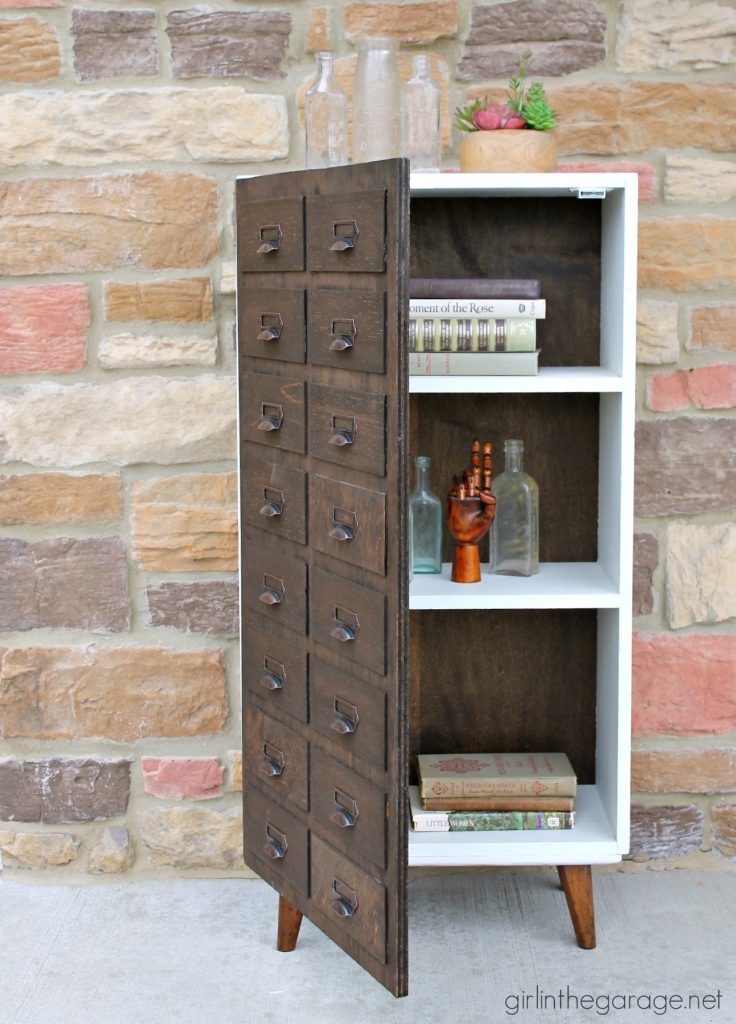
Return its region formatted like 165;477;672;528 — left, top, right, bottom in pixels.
0;0;734;877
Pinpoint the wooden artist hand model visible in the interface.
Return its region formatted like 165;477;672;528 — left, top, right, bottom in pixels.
447;439;496;583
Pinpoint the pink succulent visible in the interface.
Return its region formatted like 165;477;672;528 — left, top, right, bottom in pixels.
471;102;528;130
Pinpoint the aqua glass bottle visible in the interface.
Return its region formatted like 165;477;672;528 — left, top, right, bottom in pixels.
409;455;442;573
305;51;348;168
490;439;539;576
400;53;441;172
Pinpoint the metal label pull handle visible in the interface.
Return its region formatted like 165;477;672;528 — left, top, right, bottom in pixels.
330;696;360;735
257;224;282;254
328;415;357;448
330;220;359;252
329;318;357;352
257;312;283;342
259;742;285;778
259;574;285;606
262;822;288;860
259;486;284;519
331;606;359;643
260;656;285;691
330;788;359;829
329;507;358;542
330;879;358;918
258;402;284;432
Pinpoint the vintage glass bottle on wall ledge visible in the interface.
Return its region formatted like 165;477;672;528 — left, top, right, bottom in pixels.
305;51;348;169
400;53;441;172
490;439;539;577
409;455;442;574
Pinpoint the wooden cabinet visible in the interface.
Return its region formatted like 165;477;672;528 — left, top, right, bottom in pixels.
236;162;637;997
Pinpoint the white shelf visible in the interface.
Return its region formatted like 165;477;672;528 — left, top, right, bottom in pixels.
409;171;635;198
409;562;620;610
408;366;625;394
408;785;621;867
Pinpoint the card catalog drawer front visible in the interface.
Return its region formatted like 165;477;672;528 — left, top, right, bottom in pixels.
308;384;386;478
310;658;386;772
240;287;305;364
310;475;386;577
308;289;385;374
245;786;309;895
310;567;386;676
241;373;306;454
311;748;386;872
243;616;308;724
238;196;305;273
243;544;307;635
241;457;307;546
310;835;386;964
245;706;308;812
306;190;386;273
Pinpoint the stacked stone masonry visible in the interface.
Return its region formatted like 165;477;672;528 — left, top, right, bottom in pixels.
0;0;734;876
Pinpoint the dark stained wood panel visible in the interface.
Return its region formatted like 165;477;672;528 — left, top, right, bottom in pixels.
410;196;601;368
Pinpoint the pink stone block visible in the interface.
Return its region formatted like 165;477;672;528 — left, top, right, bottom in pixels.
0;283;88;374
141;757;224;800
558;161;656;202
0;1;62;6
647;364;736;411
633;632;736;736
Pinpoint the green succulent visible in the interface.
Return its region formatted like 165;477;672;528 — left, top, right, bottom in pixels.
521;82;557;131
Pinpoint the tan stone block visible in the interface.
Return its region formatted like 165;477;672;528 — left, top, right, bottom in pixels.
306;6;329;51
0;16;59;81
219;262;236;296
0;172;218;276
0;829;78;869
636;298;679;365
664;156;736;204
0;473;121;525
0;88;288;167
88;825;135;874
132;472;238;572
666;522;736;629
138;806;243;868
104;278;213;323
689;305;736;352
712;804;736;859
344;1;458;43
297;53;452;146
0;376;236;467
639;218;736;291
632;749;736;793
0;645;228;742
99;334;217;369
617;0;736;72
229;750;242;792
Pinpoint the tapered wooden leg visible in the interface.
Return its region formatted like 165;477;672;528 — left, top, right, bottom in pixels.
277;895;303;952
557;865;596;949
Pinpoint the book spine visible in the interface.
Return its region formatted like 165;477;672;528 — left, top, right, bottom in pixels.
409;318;537;353
446;811;575;831
410;299;545;319
419;778;576;798
421;796;575;812
410;278;542;300
408;352;538;377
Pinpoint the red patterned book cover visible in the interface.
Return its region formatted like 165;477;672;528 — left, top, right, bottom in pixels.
417;753;577;799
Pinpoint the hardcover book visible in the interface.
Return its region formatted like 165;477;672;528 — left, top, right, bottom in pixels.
409;317;536;353
408;350;539;377
410;298;546;319
410;277;542;300
409;788;575;832
421;794;575;812
417;752;577;799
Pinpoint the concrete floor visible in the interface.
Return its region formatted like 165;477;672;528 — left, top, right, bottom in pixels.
1;869;734;1024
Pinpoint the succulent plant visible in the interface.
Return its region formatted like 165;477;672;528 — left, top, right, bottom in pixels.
454;51;557;133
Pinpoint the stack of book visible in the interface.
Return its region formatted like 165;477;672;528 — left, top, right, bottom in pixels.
411;752;577;832
408;277;544;377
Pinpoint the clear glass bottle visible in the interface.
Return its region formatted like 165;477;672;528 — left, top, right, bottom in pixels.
400;54;441;172
305;51;348;169
352;36;401;163
490;439;539;576
409;455;442;573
